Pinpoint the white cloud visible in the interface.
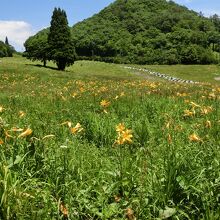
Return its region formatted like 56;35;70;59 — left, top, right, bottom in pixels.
0;21;34;51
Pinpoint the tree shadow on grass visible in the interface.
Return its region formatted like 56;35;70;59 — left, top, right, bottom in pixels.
25;63;73;72
25;63;59;71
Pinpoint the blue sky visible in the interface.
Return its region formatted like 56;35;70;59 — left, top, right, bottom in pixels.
0;0;219;51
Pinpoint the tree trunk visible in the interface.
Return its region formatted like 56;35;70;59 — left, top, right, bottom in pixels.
57;59;66;71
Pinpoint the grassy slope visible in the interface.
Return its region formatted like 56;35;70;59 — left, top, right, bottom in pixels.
2;56;220;84
0;56;220;219
0;56;134;79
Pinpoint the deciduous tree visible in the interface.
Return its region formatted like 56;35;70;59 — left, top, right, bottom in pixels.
24;30;49;66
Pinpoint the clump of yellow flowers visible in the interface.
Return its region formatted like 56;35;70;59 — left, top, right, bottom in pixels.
115;123;133;145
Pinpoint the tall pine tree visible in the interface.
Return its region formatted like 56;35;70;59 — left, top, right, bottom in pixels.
48;8;75;70
4;36;13;57
5;37;9;45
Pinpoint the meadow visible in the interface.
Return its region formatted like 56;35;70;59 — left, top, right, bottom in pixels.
0;56;219;219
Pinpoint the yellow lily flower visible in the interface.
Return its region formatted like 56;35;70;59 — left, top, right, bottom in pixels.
116;123;126;133
18;128;33;138
189;133;202;142
100;99;111;108
70;123;84;134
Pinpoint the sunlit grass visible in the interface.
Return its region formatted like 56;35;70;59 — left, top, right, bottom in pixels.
138;64;220;84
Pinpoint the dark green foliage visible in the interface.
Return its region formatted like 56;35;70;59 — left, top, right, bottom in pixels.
5;37;9;46
24;8;76;70
72;0;219;64
210;14;220;31
48;8;76;70
0;41;8;57
0;38;14;58
23;30;49;66
4;37;15;57
180;44;215;64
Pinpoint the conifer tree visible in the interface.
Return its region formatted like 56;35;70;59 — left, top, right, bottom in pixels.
4;36;13;57
5;37;9;45
48;8;75;70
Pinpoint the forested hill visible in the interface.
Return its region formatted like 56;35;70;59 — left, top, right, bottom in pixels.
71;0;220;64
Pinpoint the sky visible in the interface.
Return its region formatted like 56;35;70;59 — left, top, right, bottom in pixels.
0;0;219;51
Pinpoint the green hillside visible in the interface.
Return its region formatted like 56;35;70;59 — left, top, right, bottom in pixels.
24;0;220;65
72;0;220;64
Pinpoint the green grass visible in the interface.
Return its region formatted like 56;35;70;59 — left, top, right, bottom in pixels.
0;56;220;219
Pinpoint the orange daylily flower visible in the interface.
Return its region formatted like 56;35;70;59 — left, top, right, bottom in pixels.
0;139;3;145
183;109;195;117
100;99;111;108
18;128;33;138
19;111;26;118
5;130;13;139
116;129;133;145
189;133;202;142
61;121;72;128
200;106;213;115
60;203;68;218
10;127;24;132
205;120;211;128
190;101;201;108
70;123;84;134
116;123;126;133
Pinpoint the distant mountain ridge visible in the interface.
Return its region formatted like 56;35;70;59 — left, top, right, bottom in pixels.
71;0;220;64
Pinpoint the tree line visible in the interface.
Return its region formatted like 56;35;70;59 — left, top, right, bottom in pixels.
0;37;15;58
